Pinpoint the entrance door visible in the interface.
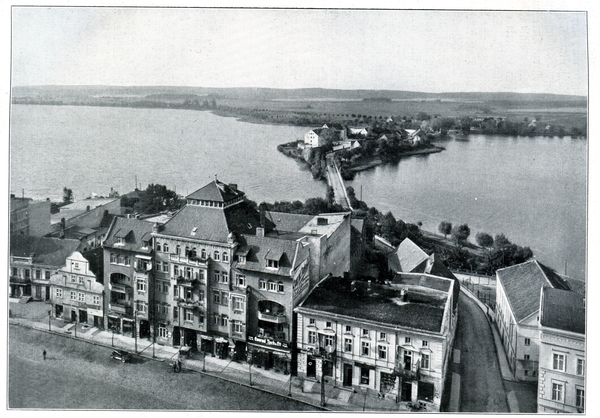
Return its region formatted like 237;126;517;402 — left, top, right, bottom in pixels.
55;304;63;318
404;351;412;370
401;381;412;401
343;363;353;386
139;320;151;339
45;286;50;301
79;309;88;324
307;355;316;378
35;285;42;299
172;327;181;346
71;310;77;322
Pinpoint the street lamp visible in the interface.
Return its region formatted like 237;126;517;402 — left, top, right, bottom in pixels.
48;310;52;331
74;312;78;339
134;310;138;354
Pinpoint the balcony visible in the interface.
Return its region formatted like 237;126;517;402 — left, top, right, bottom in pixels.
257;311;287;324
109;302;133;316
169;253;208;266
176;298;204;309
110;283;131;294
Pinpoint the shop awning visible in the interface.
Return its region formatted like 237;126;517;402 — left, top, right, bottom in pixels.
247;341;291;354
200;335;213;341
215;337;228;344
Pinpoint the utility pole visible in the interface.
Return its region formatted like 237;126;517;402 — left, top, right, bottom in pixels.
48;310;52;331
134;310;138;354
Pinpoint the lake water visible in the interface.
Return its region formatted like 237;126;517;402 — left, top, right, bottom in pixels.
10;105;587;279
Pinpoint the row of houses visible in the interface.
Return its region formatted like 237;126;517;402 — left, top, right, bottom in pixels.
300;123;426;150
10;179;460;410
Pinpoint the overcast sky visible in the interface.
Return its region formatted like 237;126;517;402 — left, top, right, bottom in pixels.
11;7;588;96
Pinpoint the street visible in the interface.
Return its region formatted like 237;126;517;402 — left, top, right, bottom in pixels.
454;292;509;412
8;325;319;410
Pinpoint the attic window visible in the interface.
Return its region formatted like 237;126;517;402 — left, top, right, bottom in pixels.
116;237;125;245
267;259;279;269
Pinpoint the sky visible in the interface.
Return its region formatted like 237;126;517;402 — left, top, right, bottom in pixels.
10;7;590;95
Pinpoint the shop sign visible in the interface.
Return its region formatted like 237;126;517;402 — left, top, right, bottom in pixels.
248;335;288;348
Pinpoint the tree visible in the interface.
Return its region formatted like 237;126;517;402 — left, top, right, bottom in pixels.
476;232;494;249
326;186;335;206
134;184;181;214
62;187;73;204
451;224;471;248
438;221;452;239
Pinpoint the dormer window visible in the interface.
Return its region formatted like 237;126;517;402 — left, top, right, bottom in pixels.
142;240;149;249
116;237;124;245
267;259;279;269
238;255;246;264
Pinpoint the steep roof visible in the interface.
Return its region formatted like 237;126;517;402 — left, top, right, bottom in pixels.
265;211;313;233
234;234;309;277
160;201;264;242
388;238;430;273
497;260;571;323
540;287;585;335
10;236;81;268
299;275;452;333
103;216;155;253
186;180;244;202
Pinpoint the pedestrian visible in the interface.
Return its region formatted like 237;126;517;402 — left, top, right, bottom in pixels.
43;349;46;360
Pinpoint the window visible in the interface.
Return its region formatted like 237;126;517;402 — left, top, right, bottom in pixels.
326;321;332;329
308;331;317;344
214;271;220;283
201;249;206;259
222;252;229;262
267;259;279;268
222;272;229;283
70;291;77;301
213;291;221;304
78;292;85;302
524;354;530;360
577;358;585;375
12;267;18;277
422;340;428;347
124;256;130;266
92;295;100;305
173;307;178;319
36;269;41;279
55;288;63;298
360;367;370;385
421;353;430;369
278;282;284;293
259;280;267;290
155;261;162;271
185;309;193;321
553;353;566;371
78;276;84;285
213;251;220;261
158;324;167;338
362;329;369;337
344;338;352;352
220;315;228;327
405;337;411;344
524;337;531;346
380;332;386;341
236;274;246;287
163;243;169;252
238;255;246;264
222;291;228;306
163;262;169;273
378;345;387;359
309;318;316;325
174;265;180;277
361;341;370;356
136;301;146;313
268;281;277;292
551;383;563;402
185;267;192;279
156;242;162;252
136;279;147;292
524;370;528;376
24;269;30;279
70;275;77;283
232;321;243;334
325;335;334;347
185;287;192;300
175;245;180;255
576;388;585;409
233;296;244;312
345;325;352;333
45;270;51;280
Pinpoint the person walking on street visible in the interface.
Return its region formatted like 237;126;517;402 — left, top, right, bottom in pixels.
43;349;46;360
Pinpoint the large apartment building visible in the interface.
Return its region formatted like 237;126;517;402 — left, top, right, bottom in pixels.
295;273;457;411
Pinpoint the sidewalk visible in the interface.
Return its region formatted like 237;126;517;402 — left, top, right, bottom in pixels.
9;314;411;412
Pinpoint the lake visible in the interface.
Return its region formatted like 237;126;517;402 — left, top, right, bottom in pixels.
10;105;587;279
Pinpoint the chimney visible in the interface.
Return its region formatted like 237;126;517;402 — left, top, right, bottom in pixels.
259;202;266;229
229;183;238;192
256;227;265;238
400;288;408;302
153;223;160;234
86;205;91;212
60;217;66;239
317;217;328;226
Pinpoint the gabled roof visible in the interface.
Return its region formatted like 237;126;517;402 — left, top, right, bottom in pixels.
540;287;585;335
10;236;81;268
264;211;312;233
497;260;571;323
186;180;245;202
388;238;430;273
103;216;155;252
234;234;308;276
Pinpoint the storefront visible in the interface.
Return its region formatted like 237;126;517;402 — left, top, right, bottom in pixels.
247;335;291;374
